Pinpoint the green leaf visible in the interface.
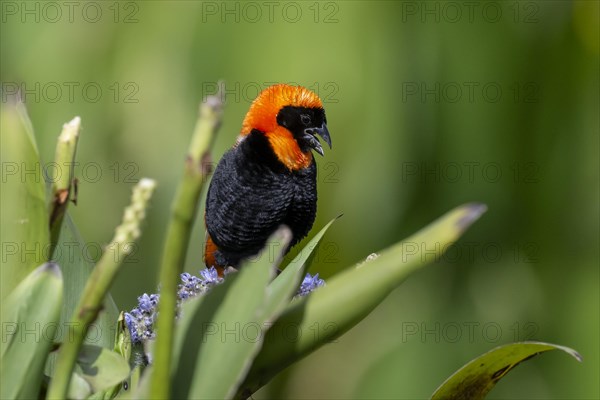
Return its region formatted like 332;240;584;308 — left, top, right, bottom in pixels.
56;214;120;343
127;364;151;400
92;312;138;399
67;371;92;399
0;263;63;399
0;101;50;300
113;312;133;366
72;345;130;394
265;217;338;319
431;341;582;400
172;227;292;399
240;203;487;396
46;215;119;374
114;362;142;399
98;312;134;399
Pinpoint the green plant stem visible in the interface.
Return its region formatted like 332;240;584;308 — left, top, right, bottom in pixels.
49;116;81;254
46;179;156;400
149;91;224;399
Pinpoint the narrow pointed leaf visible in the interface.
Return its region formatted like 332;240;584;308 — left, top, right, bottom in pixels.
0;263;63;399
1;102;50;300
240;203;487;396
172;227;291;399
265;217;338;319
431;341;582;400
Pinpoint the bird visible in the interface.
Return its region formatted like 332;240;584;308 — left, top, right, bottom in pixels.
204;84;331;275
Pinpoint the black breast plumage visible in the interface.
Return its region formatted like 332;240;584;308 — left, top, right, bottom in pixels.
205;130;317;268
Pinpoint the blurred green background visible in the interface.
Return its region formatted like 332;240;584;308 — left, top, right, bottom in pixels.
2;1;598;398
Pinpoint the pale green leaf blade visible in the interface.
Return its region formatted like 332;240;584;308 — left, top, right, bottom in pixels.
72;345;130;393
240;203;487;395
67;371;92;400
265;217;338;319
0;263;63;399
99;312;134;399
0;101;50;300
46;215;120;376
430;341;582;400
126;364;151;400
173;228;291;399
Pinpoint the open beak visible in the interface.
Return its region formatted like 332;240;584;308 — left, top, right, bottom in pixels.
303;123;332;156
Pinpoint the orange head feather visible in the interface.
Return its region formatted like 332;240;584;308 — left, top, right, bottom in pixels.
239;84;325;170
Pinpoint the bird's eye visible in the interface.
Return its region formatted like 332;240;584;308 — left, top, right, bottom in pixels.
300;114;311;126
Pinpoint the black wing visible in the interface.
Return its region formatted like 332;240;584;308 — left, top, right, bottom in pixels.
285;161;317;247
205;145;294;263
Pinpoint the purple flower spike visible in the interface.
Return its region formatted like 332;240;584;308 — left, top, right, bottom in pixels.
200;266;221;285
126;267;225;344
297;272;326;297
